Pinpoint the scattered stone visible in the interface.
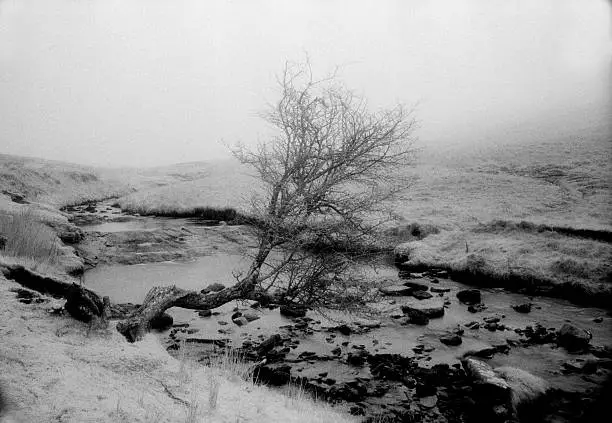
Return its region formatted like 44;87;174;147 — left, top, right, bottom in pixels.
280;304;307;318
557;324;591;352
589;345;612;359
355;319;381;329
419;395;438;409
331;347;342;355
217;321;228;326
412;290;433;300
401;298;445;319
430;286;450;293
465;321;480;330
484;316;501;324
593;317;604;323
484;322;498;331
197;309;212;317
403;280;430;291
468;304;487;313
332;324;352;336
258;334;282;355
562;359;598;374
232;317;249;326
380;285;413;296
347;350;369;366
402;309;429;325
242;311;260;322
457;289;481;305
512;303;532;313
440;334;462;346
231;311;242;320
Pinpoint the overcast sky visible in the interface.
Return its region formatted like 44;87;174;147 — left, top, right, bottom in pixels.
0;0;610;167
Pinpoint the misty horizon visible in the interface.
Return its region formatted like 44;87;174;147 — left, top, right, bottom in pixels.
1;0;610;168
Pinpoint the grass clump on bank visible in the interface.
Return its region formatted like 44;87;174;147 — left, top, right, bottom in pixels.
0;208;62;272
122;204;241;221
395;222;612;307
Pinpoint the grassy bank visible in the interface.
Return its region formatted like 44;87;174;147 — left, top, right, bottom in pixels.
395;221;612;307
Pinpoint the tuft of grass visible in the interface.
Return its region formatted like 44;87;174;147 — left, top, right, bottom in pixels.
0;208;61;268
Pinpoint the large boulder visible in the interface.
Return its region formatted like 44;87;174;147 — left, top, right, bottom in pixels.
462;358;548;419
495;366;548;416
462;358;511;401
557;323;592;352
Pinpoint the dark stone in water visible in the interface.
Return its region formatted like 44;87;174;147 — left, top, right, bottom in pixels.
512;303;532;313
412;290;433;300
557;323;592;352
468;303;487;313
431;286;450;293
347;350;370;366
280;304;307;318
562;359;598;374
330;324;352;336
457;289;481;305
258;334;282;355
198;309;212;317
403;309;429;325
440;334;462;346
233;317;248;326
403;280;430;291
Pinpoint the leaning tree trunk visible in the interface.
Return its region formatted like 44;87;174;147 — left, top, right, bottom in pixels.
2;263;262;343
116;271;259;342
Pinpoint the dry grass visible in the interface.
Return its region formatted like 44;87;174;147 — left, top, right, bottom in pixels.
0;208;62;269
116;162;259;217
0;153;135;207
396;224;612;303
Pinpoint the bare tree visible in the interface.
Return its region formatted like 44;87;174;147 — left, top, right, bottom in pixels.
115;61;417;341
232;61;418;309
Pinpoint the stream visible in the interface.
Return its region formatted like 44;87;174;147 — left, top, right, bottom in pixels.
74;202;612;422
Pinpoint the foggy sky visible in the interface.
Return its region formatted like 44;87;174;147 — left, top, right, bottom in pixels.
0;0;610;167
